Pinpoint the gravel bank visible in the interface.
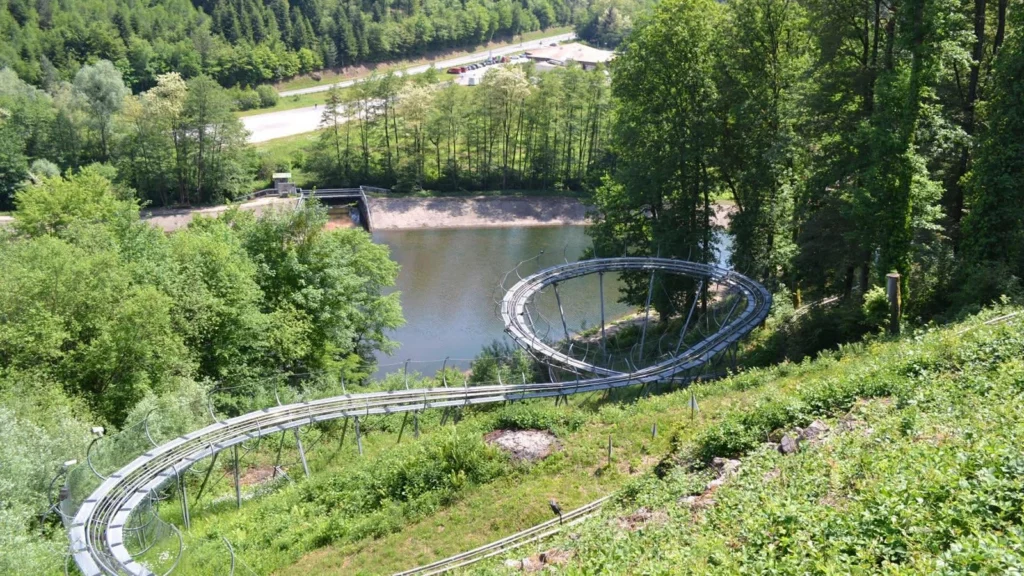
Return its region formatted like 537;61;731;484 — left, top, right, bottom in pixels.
367;196;587;230
142;196;296;231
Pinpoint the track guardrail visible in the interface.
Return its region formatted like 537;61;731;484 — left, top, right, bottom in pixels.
66;258;770;575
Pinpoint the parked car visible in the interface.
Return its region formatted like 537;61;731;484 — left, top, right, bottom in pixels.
447;67;461;74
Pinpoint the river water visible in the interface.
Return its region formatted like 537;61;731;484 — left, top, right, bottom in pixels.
370;226;732;378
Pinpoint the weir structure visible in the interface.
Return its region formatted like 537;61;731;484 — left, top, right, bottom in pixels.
61;257;770;575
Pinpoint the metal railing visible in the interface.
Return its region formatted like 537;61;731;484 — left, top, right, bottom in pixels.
64;257;769;576
395;496;611;576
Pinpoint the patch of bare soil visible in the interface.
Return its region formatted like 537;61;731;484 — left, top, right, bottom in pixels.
616;506;669;531
238;465;283;486
504;548;573;572
484;429;559;462
679;457;742;511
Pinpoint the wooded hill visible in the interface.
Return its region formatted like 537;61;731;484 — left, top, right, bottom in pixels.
0;0;580;91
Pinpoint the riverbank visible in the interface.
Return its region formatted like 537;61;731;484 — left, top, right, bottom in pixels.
368;196;736;230
367;196;588;230
141;196;296;232
1;195;734;233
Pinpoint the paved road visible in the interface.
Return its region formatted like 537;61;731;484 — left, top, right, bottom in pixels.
278;32;575;97
242;105;330;143
243;33;574;143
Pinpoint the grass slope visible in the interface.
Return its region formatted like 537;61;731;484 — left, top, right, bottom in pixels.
155;308;1024;575
471;309;1024;574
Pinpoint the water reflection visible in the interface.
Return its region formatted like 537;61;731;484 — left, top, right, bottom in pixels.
370;226;733;378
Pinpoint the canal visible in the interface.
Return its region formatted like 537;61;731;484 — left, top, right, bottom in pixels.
370;226;733;378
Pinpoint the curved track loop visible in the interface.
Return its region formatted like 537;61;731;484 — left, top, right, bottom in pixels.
502;257;770;378
68;258;770;576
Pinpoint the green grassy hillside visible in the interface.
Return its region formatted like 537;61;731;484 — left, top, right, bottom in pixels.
162;308;1024;575
467;308;1024;574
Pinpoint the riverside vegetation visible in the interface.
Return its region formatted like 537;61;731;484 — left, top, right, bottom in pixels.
0;171;403;574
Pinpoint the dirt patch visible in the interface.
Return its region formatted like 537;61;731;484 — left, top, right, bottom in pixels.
368;196;587;230
616;507;669;531
484;429;558;462
239;465;284;486
505;548;573;572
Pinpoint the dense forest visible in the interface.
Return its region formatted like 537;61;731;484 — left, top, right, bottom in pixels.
0;0;584;91
307;63;611;191
0;64;259;209
589;0;1023;358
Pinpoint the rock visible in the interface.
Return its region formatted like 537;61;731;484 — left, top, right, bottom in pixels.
706;477;727;491
679;495;699;506
483;429;559;462
522;557;541;572
779;434;799;455
567;532;581;541
799;420;829;442
711;457;742;477
505;559;524;569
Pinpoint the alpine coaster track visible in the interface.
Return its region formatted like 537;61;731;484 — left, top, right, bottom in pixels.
67;257;771;575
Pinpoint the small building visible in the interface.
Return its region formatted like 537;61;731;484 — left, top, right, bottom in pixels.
523;43;615;71
273;172;296;196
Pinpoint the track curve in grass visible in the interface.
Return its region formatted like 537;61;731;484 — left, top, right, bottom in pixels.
68;258;770;575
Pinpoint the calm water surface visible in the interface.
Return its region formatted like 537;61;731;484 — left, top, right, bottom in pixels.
369;226;732;378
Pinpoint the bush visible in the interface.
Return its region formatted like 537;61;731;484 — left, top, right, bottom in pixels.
232;87;262;111
29;159;59;179
488;401;587;435
255;85;279;108
862;285;890;332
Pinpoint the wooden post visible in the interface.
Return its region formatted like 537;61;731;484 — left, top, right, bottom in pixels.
886;273;901;335
607;435;613;466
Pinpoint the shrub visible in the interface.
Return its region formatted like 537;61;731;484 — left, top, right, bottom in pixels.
232;87;262;111
862;285;890;332
255;85;279;108
29;159;59;179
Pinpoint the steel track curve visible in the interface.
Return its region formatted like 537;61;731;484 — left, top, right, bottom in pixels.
68;258;770;575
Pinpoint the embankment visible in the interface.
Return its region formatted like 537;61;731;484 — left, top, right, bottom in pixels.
366;196;588;230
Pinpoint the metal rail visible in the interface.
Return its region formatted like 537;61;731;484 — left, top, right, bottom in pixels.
67;258;770;575
501;258;769;378
394;496;612;576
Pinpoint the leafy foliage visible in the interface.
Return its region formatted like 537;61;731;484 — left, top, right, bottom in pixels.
1;0;588;91
305;64;611;193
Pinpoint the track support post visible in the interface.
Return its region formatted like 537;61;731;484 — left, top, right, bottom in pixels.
355;417;363;455
294;429;310;478
638;269;656;362
233;445;241;509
